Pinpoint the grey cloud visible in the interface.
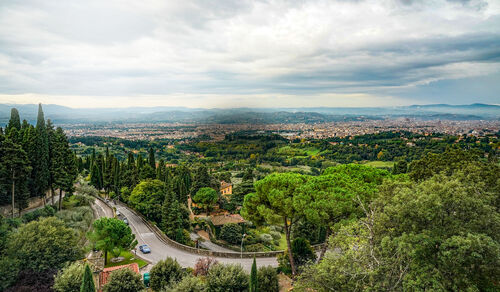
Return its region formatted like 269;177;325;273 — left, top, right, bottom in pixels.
0;0;499;106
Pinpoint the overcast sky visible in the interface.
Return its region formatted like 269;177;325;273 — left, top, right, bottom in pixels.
0;0;499;108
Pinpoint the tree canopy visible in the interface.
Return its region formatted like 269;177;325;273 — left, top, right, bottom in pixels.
87;217;137;265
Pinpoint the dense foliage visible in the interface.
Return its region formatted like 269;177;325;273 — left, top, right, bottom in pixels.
295;150;500;291
149;258;185;291
53;261;85;292
206;264;249;292
102;267;144;292
87;217;137;265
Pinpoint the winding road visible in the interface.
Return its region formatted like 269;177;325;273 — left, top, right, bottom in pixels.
94;199;278;271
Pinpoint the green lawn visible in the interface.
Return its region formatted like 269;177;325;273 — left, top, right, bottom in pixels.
105;250;148;269
361;161;394;168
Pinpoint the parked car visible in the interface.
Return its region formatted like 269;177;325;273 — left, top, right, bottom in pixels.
139;244;151;254
116;210;121;216
123;218;129;225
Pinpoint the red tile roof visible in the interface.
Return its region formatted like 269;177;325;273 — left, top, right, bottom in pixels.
99;263;140;291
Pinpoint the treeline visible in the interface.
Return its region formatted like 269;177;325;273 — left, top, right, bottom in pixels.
82;147;240;244
0;105;77;215
175;131;498;168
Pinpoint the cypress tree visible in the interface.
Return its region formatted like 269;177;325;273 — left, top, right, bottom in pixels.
21;119;29;130
112;158;121;196
136;154;144;171
6;108;21;132
80;264;95;292
156;159;166;181
161;187;174;234
35;104;50;203
0;138;31;218
51;127;77;210
191;165;212;197
90;148;96;169
103;147;113;194
125;152;138;189
22;125;37;199
90;163;102;190
250;256;258;292
46;119;56;205
148;147;156;169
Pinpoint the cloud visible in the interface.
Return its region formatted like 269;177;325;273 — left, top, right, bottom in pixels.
0;0;499;107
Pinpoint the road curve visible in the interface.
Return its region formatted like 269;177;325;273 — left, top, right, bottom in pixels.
92;197;114;218
105;201;278;271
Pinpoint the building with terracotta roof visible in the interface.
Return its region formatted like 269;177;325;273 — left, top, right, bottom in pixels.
220;181;232;198
98;263;140;291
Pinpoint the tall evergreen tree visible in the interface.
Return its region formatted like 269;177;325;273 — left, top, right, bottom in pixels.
21;124;37;199
136;154;144;171
191;165;213;198
90;163;103;190
148;147;156;169
34;103;50;203
156;159;166;181
46;119;57;205
52;127;78;210
0;138;31;217
103;147;113;194
6;108;21;132
124;152;138;189
80;264;95;292
112;158;121;196
21;119;29;130
250;257;258;292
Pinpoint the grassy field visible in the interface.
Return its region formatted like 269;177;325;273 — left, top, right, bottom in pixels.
105;250;148;269
361;161;394;168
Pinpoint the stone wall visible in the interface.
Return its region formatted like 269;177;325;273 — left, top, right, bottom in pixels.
0;195;49;217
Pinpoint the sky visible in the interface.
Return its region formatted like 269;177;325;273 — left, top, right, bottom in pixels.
0;0;499;108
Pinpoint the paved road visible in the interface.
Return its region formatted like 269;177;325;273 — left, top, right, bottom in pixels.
106;201;278;271
92;197;114;218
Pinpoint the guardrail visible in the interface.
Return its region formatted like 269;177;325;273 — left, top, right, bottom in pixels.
99;197;323;259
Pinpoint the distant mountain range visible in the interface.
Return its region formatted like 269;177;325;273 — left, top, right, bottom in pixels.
0;103;498;125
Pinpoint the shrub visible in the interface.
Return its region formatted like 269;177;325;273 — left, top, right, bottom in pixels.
63;194;95;209
21;205;56;223
102;268;144;292
259;233;273;245
53;261;85;292
269;231;281;240
245;243;267;252
109;191;117;199
258;266;279;292
219;223;242;245
7;217;82;272
0;257;19;291
193;257;219;277
150;258;185;291
75;183;98;197
164;276;207;292
269;225;282;233
4;268;56;292
291;237;316;267
278;237;316;274
206;264;249;292
56;206;93;234
120;187;131;203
